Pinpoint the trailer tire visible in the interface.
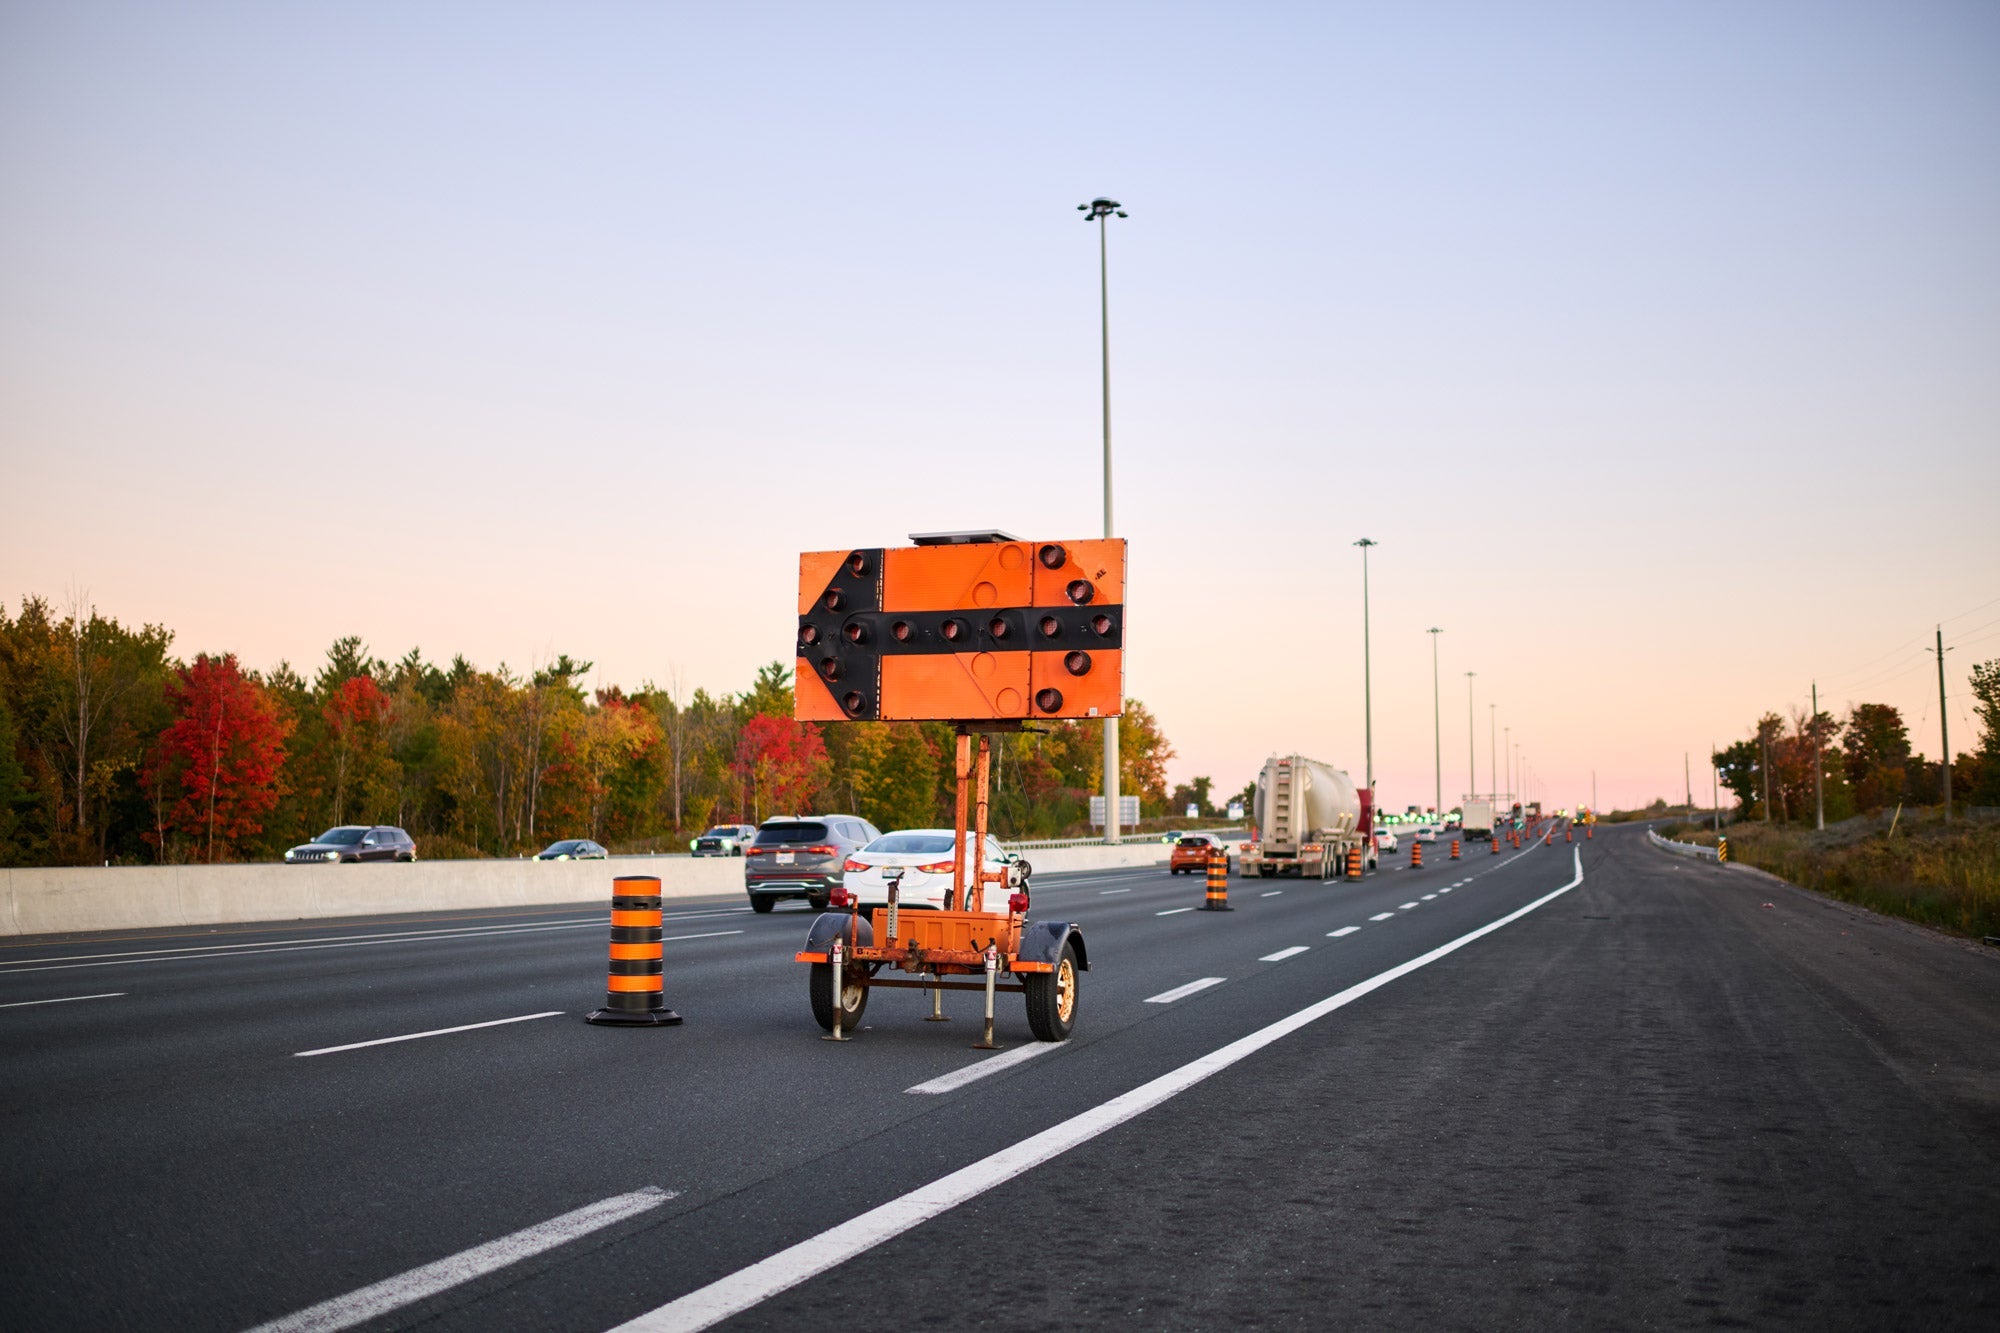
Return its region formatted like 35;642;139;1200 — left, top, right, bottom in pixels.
809;961;868;1032
1024;940;1080;1042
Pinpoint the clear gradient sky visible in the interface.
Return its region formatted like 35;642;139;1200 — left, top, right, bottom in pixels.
3;1;1996;814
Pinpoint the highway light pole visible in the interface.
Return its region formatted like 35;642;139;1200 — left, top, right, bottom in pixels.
1489;704;1496;802
1355;539;1377;799
1465;672;1476;803
1428;628;1442;817
1504;726;1511;805
1080;196;1126;844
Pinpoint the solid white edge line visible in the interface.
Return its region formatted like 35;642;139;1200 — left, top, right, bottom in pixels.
0;991;126;1009
1258;946;1309;962
608;847;1585;1333
1327;927;1361;937
246;1187;675;1333
295;1011;564;1058
905;1043;1056;1094
1143;977;1227;1004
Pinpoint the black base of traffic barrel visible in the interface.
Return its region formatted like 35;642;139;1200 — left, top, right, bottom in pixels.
586;1006;683;1026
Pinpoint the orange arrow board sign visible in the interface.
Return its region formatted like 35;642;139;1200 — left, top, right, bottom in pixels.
795;538;1125;723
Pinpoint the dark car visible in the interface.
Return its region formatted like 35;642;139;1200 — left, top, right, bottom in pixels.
535;839;607;860
284;825;416;864
690;824;756;857
743;815;880;913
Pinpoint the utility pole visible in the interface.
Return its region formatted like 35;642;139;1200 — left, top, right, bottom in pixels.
1592;769;1597;816
1711;744;1720;834
1684;752;1692;821
1428;628;1443;818
1079;196;1126;844
1761;724;1772;823
1812;680;1824;831
1489;704;1497;803
1355;539;1378;799
1932;626;1953;823
1504;726;1511;807
1465;672;1477;803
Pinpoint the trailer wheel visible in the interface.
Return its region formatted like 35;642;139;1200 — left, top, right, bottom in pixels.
1024;940;1079;1042
809;960;869;1032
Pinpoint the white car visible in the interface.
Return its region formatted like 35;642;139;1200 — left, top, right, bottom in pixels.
841;829;1029;912
1373;829;1400;854
1415;825;1438;843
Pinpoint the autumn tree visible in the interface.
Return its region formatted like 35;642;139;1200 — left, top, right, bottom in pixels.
847;722;942;831
734;714;828;822
143;654;291;862
324;675;394;826
1969;658;2000;806
1842;703;1911;811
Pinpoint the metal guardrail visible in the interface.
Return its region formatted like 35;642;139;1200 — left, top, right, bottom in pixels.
1009;827;1247;851
1647;828;1719;862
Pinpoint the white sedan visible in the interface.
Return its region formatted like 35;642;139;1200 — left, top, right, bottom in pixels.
1414;825;1438;843
841;830;1028;912
1373;829;1400;854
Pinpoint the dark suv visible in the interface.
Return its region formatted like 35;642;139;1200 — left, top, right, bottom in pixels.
284;825;417;863
744;815;880;913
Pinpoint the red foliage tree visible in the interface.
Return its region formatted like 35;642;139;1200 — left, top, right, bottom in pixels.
323;675;391;825
144;653;291;862
733;714;828;821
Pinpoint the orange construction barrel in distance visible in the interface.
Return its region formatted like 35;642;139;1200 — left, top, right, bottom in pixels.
1201;847;1232;911
1410;840;1423;869
1347;845;1364;879
587;875;682;1026
1490;837;1500;855
1450;838;1461;860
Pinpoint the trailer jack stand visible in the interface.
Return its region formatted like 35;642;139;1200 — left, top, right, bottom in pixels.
973;945;1000;1050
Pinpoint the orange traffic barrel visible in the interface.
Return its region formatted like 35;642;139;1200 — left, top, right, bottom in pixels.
1410;840;1423;868
1450;838;1461;860
1587;825;1593;839
586;875;682;1026
1346;846;1363;878
1566;827;1573;843
1543;830;1553;846
1490;837;1499;855
1200;848;1232;911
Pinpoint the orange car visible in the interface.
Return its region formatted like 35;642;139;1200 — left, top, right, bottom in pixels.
1170;833;1231;874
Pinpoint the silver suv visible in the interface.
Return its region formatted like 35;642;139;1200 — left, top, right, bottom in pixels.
743;815;880;913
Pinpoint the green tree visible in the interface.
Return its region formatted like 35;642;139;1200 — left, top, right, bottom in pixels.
1969;658;2000;806
848;722;942;830
1841;703;1910;812
0;696;29;861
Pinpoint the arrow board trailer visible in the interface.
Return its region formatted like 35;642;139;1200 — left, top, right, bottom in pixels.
792;533;1123;1044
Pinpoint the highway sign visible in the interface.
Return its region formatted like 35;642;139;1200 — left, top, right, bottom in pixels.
1090;795;1140;827
795;537;1125;723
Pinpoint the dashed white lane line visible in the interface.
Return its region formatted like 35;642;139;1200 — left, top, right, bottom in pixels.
1398;902;1419;910
1259;946;1309;962
247;1187;675;1333
295;1011;564;1058
1421;894;1437;901
1369;912;1395;922
1144;977;1227;1004
1439;887;1453;894
1156;907;1196;916
611;848;1588;1333
906;1043;1056;1094
1098;888;1131;895
0;991;126;1009
1260;891;1283;898
1327;927;1361;937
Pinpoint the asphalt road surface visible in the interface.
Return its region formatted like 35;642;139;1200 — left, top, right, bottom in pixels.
2;823;1995;1331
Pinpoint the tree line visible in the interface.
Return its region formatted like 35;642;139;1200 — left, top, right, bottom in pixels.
1713;661;2000;822
0;595;1192;866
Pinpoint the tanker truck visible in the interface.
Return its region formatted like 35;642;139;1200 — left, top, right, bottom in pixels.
1240;754;1377;878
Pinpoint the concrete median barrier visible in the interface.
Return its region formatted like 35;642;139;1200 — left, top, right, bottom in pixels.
0;843;1167;937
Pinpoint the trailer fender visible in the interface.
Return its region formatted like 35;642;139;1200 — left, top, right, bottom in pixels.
1016;920;1088;972
799;910;872;961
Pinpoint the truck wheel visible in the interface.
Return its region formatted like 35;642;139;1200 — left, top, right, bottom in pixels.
809;961;868;1031
1024;940;1079;1042
750;895;774;914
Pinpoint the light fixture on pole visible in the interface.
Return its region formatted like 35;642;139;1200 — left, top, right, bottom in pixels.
1465;671;1476;804
1078;196;1127;844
